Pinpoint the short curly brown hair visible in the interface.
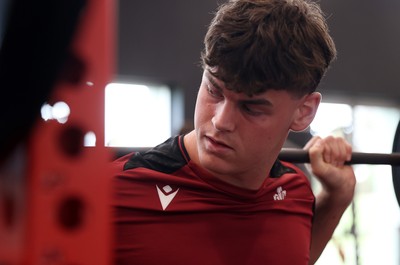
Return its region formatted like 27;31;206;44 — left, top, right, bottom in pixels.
201;0;336;98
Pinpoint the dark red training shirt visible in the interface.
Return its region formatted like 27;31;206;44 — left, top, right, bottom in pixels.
112;135;315;265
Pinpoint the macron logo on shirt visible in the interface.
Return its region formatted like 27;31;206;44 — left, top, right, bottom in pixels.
156;185;179;210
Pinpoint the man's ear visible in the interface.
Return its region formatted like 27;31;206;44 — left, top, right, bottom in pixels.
290;92;321;132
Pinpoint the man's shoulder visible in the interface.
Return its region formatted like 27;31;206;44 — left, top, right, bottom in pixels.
271;160;314;200
270;160;298;178
117;136;188;174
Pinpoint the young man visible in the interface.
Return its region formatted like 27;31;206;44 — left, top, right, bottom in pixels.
112;0;356;264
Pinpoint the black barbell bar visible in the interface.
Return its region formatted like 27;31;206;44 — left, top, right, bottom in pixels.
278;148;400;166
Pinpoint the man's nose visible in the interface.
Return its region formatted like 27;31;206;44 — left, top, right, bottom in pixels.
211;101;236;132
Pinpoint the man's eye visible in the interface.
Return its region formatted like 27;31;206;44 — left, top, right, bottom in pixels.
241;104;263;116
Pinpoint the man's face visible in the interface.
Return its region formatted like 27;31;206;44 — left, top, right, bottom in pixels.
194;70;310;185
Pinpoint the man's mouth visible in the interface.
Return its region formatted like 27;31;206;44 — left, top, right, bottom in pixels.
205;135;233;151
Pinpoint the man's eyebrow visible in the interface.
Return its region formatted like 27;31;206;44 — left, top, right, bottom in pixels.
240;98;273;106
